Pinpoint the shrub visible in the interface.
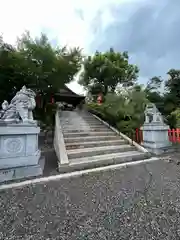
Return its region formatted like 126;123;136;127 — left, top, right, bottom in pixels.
87;90;147;136
169;108;180;128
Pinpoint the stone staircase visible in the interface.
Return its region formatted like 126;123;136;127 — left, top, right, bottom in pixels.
57;110;151;172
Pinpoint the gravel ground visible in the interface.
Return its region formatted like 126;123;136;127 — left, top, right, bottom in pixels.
1;158;180;239
1;132;180;239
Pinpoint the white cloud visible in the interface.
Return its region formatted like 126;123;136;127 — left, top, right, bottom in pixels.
0;0;121;94
0;0;118;50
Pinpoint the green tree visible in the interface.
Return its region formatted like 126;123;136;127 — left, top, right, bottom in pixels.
165;69;180;109
87;85;148;136
0;32;82;139
145;76;165;114
0;38;28;103
17;31;82;93
0;32;82;103
146;76;162;92
79;48;139;95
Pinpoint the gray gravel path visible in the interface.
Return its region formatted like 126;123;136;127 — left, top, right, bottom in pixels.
1;158;180;239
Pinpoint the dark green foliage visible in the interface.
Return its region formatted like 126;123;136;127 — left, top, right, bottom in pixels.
0;32;82;104
1;30;180;135
87;87;148;137
0;32;82;135
87;68;180;134
79;48;139;95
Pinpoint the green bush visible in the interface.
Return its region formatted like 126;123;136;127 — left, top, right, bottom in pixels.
169;108;180;128
87;90;147;136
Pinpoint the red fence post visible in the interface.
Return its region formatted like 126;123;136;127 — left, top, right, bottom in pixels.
140;129;143;143
168;129;171;142
177;129;180;143
135;128;143;144
136;128;139;143
172;129;176;143
168;129;180;143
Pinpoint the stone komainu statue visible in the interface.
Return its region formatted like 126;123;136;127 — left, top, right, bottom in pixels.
144;103;163;124
0;86;36;124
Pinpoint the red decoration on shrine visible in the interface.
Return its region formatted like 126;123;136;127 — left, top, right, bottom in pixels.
50;93;55;104
51;97;55;104
97;94;103;105
36;94;41;108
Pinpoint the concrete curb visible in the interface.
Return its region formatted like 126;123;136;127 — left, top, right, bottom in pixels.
0;156;159;190
92;113;150;154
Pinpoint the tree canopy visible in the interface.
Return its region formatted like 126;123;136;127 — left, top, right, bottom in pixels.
0;32;82;103
1;31;180;133
87;65;180;135
79;48;139;95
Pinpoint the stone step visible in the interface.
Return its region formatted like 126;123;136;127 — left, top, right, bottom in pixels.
83;122;104;126
83;120;103;123
82;118;98;120
58;151;149;173
63;131;116;138
65;139;126;149
64;135;119;143
83;115;97;117
60;117;97;121
65;124;105;128
62;125;107;130
83;116;101;119
67;145;135;159
82;120;100;123
83;119;102;123
84;122;105;126
63;128;111;133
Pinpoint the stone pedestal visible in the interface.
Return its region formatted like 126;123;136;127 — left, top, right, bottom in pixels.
141;123;172;155
0;123;44;183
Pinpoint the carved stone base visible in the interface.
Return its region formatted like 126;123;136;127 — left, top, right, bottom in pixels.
141;123;172;155
0;151;41;169
0;157;45;183
0;124;40;169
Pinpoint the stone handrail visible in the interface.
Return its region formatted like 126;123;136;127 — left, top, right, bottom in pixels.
54;110;69;169
91;113;150;155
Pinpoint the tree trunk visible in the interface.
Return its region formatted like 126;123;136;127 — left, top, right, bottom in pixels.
104;85;108;95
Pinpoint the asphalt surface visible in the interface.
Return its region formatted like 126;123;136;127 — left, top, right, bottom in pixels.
1;158;180;239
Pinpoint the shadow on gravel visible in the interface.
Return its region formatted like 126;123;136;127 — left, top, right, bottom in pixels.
39;132;59;176
42;150;59;176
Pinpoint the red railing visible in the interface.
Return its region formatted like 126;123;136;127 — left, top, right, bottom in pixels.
168;129;180;143
135;128;180;144
135;128;143;143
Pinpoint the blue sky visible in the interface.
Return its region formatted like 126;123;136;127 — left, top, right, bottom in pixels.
1;0;179;94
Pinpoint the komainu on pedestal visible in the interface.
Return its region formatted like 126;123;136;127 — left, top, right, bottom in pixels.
141;103;172;155
0;86;44;183
0;85;36;124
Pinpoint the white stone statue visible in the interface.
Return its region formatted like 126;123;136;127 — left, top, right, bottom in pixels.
144;103;163;124
0;100;9;116
0;86;36;124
